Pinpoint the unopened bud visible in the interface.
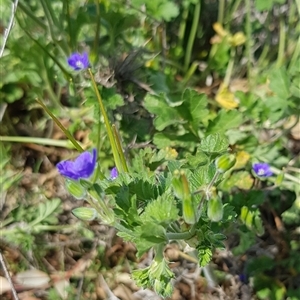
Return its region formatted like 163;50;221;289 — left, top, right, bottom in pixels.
254;215;264;236
183;195;198;225
172;170;186;200
172;171;197;224
66;180;86;199
215;154;236;173
230;32;246;46
207;197;223;222
72;207;97;221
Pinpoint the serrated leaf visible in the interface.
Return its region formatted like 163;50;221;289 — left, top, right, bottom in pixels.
269;68;290;100
31;198;61;226
180;89;209;132
134;223;167;256
132;258;175;297
128;178;164;204
232;230;256;255
115;185;131;212
222;204;237;222
140;222;166;243
157;1;179;21
199;133;229;154
153;132;197;148
206;109;243;134
185;149;208;167
144;93;181;131
102;87;124;109
197;246;212;267
189;163;217;189
222;171;254;190
141;193;178;225
255;0;273;11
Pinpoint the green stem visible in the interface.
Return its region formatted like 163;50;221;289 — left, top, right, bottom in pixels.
44;0;60;29
181;61;199;86
0;217;14;228
87;191;114;225
257;44;270;68
65;0;74;50
22;28;72;79
276;17;286;68
113;222;136;237
245;0;252;87
224;47;235;86
18;2;47;30
296;0;300;17
39;60;62;110
0;224;79;235
184;1;201;73
153;243;166;262
218;0;225;24
226;0;242;24
206;171;220;195
36;98;84;152
0;135;81;149
270;167;300;185
40;1;57;45
112;125;129;172
166;230;195;241
288;35;300;71
88;68;124;172
93;0;101;56
178;5;189;50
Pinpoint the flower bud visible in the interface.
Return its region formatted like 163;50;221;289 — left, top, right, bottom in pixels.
254;215;264;236
275;172;284;186
215;154;236;173
207;197;223;222
172;170;184;199
172;171;197;224
72;207;97;221
66;180;86;200
230;32;246;46
182;195;198;225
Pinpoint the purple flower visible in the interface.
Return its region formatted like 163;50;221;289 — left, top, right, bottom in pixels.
252;163;273;177
110;167;118;179
67;52;89;70
239;273;248;283
57;149;97;180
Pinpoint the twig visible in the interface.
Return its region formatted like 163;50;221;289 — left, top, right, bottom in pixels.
99;274;121;300
0;251;20;300
0;0;19;58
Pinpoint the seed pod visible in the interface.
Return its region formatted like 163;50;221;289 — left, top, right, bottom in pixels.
172;171;197;224
172;170;185;200
207;197;223;222
182;194;197;225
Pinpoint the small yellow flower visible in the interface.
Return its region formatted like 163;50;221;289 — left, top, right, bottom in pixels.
216;83;239;109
